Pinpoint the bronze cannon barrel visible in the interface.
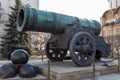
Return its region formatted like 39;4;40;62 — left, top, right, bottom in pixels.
17;6;101;35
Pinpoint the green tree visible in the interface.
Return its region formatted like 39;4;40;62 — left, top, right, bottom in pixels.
0;0;30;59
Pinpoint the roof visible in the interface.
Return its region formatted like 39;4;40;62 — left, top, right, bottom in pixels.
114;6;120;14
102;9;116;18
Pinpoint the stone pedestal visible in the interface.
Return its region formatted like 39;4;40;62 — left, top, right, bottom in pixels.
37;60;117;80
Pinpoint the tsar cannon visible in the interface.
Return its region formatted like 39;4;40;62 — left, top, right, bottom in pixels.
17;6;111;66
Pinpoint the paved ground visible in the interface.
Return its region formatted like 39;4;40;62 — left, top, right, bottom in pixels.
0;59;120;80
83;73;120;80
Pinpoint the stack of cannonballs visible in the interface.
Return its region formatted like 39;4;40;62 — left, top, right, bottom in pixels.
0;49;39;79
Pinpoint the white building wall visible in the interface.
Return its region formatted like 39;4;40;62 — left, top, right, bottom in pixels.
117;0;120;7
0;0;39;42
112;0;117;8
20;0;39;9
0;0;39;21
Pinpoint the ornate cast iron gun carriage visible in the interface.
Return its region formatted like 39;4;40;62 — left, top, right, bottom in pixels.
17;6;110;66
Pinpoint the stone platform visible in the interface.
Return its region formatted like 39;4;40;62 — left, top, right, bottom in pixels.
35;60;118;80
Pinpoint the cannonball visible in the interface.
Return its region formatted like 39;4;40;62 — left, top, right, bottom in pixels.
18;64;37;78
0;63;17;78
11;49;29;64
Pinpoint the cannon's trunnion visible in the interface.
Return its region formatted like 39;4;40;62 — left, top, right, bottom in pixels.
17;6;111;66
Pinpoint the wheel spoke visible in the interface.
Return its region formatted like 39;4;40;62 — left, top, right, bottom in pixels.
77;39;82;45
86;52;90;57
80;54;86;61
59;51;65;58
87;38;91;45
55;51;58;58
83;37;88;44
49;49;54;56
74;45;81;51
75;52;80;59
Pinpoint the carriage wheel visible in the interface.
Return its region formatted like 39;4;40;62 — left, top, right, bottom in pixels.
45;42;67;61
69;32;96;66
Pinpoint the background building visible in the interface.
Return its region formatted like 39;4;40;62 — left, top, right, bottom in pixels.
0;0;44;51
0;0;39;35
108;0;120;9
101;0;120;57
0;0;39;22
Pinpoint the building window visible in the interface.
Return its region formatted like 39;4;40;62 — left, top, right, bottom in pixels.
0;2;1;8
0;14;1;19
116;0;117;7
110;2;112;9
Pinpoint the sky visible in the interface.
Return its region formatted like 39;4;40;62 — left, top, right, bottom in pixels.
39;0;109;22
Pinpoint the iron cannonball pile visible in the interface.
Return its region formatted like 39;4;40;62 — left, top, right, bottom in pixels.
0;49;40;79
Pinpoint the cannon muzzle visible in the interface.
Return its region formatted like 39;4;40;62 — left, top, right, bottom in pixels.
17;6;101;35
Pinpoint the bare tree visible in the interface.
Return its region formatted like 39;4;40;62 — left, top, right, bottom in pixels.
38;32;50;52
31;32;50;53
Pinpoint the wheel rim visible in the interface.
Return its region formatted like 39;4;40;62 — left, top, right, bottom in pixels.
69;32;96;66
45;42;67;61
